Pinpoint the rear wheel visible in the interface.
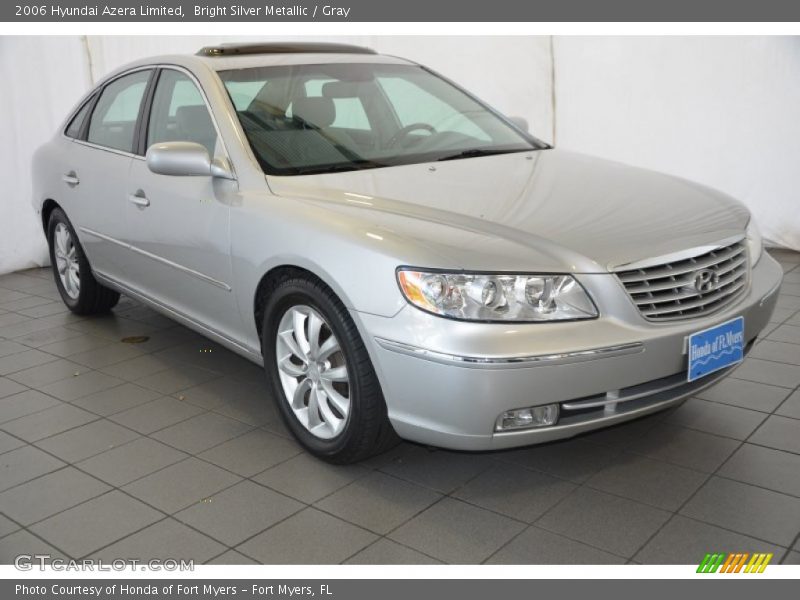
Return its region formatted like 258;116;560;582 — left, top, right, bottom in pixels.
261;274;397;463
47;208;120;314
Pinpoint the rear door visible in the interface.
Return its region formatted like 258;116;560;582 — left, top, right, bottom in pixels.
123;67;240;337
67;68;154;283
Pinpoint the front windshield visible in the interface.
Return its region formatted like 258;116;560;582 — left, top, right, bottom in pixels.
217;62;546;175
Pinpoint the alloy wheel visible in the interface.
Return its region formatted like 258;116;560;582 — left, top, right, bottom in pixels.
275;304;351;439
53;223;80;299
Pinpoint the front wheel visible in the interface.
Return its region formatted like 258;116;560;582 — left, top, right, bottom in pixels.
261;274;397;463
47;208;120;315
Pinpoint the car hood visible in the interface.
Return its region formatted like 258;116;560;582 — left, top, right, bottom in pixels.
266;149;750;273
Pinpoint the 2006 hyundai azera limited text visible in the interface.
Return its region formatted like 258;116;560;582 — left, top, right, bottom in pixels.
33;43;783;462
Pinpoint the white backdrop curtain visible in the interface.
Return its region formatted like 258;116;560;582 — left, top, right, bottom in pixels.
0;35;797;276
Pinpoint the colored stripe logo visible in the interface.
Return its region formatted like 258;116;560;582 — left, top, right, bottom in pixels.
697;552;773;573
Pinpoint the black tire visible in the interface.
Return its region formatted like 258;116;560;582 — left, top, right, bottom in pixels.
261;273;398;464
47;208;120;315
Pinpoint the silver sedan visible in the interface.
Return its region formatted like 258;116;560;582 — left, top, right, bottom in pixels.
32;43;783;462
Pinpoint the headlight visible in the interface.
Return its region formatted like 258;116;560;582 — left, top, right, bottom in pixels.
397;269;598;322
746;218;763;266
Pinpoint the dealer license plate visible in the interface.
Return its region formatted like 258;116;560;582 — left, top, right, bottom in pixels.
687;316;745;382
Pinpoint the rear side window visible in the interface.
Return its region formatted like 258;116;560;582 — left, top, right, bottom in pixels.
87;70;151;152
64;95;95;139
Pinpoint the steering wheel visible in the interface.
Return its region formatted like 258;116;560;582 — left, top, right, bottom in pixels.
386;123;437;149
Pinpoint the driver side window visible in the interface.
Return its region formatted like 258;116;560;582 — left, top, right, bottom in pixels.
147;70;218;157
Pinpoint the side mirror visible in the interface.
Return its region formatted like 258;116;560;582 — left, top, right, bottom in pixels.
508;116;529;133
146;141;234;179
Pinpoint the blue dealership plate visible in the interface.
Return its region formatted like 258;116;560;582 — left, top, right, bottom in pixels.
687;317;745;382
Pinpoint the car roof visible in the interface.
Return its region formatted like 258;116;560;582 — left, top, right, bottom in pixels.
99;43;414;84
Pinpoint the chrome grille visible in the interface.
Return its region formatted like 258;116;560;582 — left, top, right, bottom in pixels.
616;240;749;321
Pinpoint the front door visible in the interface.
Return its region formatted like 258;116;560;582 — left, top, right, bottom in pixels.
123;68;241;339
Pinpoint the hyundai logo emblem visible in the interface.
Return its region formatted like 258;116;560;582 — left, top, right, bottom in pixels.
693;268;720;293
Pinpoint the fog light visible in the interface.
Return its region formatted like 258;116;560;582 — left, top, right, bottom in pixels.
495;404;559;431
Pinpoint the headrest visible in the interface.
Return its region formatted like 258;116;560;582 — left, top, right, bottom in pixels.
175;105;214;134
292;96;336;128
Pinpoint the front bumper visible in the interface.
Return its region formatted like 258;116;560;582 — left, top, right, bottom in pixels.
353;252;783;451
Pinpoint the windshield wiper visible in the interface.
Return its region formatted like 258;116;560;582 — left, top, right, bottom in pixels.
436;148;532;162
290;160;388;175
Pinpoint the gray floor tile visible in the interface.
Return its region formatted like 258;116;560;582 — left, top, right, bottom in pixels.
0;376;27;399
90;518;225;563
0;389;62;424
71;382;161;416
776;389;800;419
38;370;123;402
211;392;278;428
151;412;252;454
109;396;204;434
30;491;162;558
123;457;242;514
176;378;266;411
0;431;25;454
236;507;377;564
681;477;800;547
135;364;219;395
1;295;53;312
1;403;98;442
7;358;88;388
67;343;146;369
0;445;65;492
38;335;111;358
749;415;800;454
487;526;626;564
77;437;187;487
499;438;622;483
35;419;139;463
0;530;67;563
254;453;369;503
0;340;29;359
664;398;766;440
389;497;525;564
198;429;301;477
175;480;302;546
718;443;800;497
767;323;800;345
100;354;172;381
0;349;58;376
784;551;800;564
0;467;110;525
627;423;739;472
13;326;82;349
317;471;441;534
205;550;258;565
751;340;800;366
0;514;19;538
537;487;671;558
696;378;791;413
345;539;442;564
17;303;69;319
378;446;493;494
731;358;800;388
586;454;707;511
635;515;786;564
453;462;577;522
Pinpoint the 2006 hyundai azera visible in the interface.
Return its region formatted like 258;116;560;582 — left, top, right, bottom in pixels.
33;43;783;462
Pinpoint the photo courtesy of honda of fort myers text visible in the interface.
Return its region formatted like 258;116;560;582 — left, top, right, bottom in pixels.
0;0;800;597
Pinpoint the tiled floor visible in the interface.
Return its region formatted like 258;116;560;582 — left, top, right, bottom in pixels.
1;249;800;565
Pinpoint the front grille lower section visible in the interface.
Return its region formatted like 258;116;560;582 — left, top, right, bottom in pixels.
615;240;749;321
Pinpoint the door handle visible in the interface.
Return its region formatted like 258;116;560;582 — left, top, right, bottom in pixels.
62;172;80;186
128;190;150;208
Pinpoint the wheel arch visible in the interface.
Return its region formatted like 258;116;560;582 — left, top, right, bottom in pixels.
41;199;61;233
